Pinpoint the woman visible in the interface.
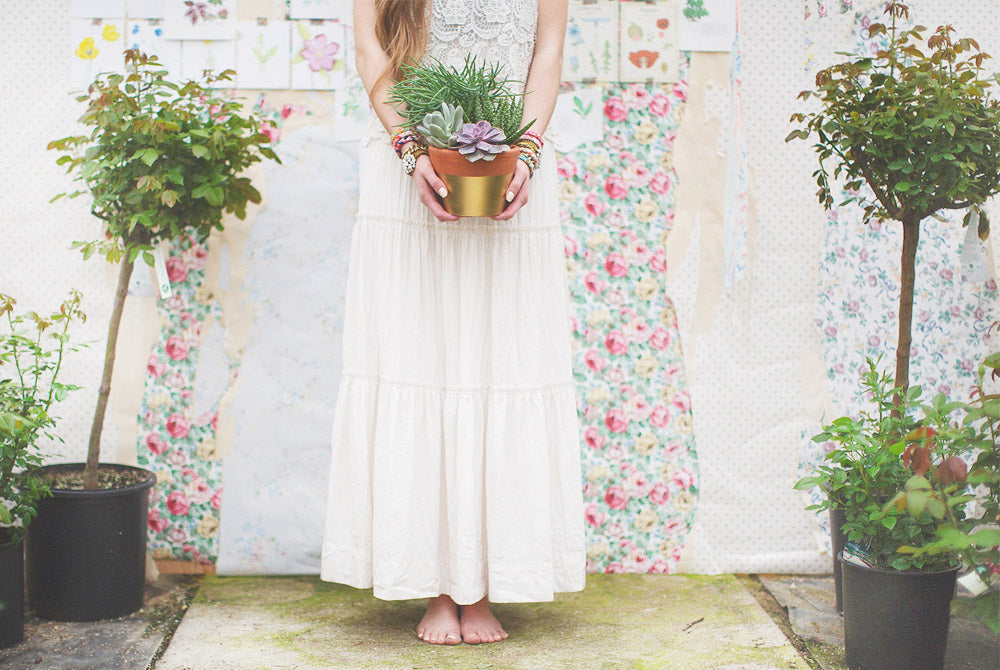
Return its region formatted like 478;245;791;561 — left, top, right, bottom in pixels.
321;0;583;646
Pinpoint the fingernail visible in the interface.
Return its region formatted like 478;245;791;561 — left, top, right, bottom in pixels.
438;187;447;197
506;191;514;202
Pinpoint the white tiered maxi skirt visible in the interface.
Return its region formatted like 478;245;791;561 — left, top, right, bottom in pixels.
319;137;586;604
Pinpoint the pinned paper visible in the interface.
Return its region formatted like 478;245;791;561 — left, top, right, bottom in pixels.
551;85;604;152
71;0;125;17
678;0;737;52
291;20;347;90
619;0;681;83
71;19;126;89
961;209;991;283
126;19;183;76
163;0;237;40
563;0;619;82
236;21;292;89
180;40;237;84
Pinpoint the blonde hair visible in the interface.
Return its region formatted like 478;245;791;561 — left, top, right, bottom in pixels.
374;0;428;90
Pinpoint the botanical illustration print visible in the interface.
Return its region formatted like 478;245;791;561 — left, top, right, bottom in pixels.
619;1;681;83
71;19;124;89
127;19;183;76
291;21;347;90
235;21;292;89
563;0;619;82
163;0;237;40
559;73;700;574
182;0;230;25
678;0;738;52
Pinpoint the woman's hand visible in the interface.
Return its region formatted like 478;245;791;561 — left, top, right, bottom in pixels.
492;160;532;221
411;154;459;222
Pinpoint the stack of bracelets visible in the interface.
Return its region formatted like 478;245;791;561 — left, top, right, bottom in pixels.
391;128;542;178
514;129;543;177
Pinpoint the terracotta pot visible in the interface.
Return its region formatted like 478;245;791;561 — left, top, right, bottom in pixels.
428;146;520;218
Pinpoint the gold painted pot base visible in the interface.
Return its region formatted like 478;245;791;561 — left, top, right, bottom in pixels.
439;173;515;217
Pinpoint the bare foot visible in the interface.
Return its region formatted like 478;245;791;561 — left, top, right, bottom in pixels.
459;598;508;644
416;594;461;645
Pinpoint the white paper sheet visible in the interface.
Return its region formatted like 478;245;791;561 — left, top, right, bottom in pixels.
71;18;127;89
619;0;681;83
290;20;347;90
679;0;737;52
288;0;353;20
163;0;238;40
71;0;126;17
236;21;292;89
563;0;620;82
126;19;183;77
551;85;605;152
180;39;237;85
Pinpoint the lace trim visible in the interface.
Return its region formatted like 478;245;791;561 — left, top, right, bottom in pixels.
342;372;576;396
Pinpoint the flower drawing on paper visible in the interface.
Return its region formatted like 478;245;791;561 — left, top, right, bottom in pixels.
253;33;277;65
102;23;120;42
76;37;98;60
299;33;340;72
184;0;229;26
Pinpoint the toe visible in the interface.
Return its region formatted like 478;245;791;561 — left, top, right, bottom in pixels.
445;633;461;646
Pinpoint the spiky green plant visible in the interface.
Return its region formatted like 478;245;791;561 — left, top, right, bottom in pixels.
388;55;534;145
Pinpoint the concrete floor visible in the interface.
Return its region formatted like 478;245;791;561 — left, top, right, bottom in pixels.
2;572;996;669
155;574;812;670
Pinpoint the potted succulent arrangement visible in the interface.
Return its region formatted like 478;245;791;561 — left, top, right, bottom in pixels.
35;48;279;621
789;2;1000;667
1;291;85;646
387;56;537;217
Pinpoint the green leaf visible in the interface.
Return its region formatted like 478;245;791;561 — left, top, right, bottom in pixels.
191;144;210;159
969;528;1000;548
140;147;159;166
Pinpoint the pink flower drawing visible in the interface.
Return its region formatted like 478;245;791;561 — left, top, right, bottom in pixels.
300;34;340;72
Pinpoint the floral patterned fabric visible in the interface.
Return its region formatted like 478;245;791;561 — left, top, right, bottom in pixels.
558;76;700;575
138;233;227;565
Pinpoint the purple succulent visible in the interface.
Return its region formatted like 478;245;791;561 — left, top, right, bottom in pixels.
455;120;508;162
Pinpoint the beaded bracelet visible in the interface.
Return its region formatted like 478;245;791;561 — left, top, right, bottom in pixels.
391;129;422;157
517;149;539;177
521;130;544;148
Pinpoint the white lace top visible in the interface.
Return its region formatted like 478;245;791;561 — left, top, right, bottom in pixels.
426;0;538;90
363;0;539;145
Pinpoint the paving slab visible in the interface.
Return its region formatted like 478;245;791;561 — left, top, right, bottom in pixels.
0;574;198;670
154;574;813;670
759;574;1000;670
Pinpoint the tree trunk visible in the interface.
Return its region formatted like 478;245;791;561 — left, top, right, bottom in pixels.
84;258;134;489
893;215;920;406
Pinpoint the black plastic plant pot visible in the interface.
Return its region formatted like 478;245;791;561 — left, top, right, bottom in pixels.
0;528;24;647
25;463;155;621
830;507;847;614
839;555;959;670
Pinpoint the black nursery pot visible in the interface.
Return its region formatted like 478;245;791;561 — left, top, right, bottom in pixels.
0;528;24;648
839;555;958;670
830;507;847;613
25;463;155;621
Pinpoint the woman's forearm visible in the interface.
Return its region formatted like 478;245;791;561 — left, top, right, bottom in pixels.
354;0;407;137
520;43;563;137
520;0;568;137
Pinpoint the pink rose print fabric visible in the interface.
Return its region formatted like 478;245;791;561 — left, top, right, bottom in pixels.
559;78;700;575
137;232;228;565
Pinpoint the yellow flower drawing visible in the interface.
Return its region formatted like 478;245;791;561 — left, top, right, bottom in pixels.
75;37;98;60
102;24;120;42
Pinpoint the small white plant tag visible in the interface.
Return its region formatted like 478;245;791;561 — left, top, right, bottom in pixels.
152;243;173;299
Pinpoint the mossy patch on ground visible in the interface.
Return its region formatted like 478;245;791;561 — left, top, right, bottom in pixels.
156;574;814;670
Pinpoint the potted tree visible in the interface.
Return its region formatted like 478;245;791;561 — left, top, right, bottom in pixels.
33;49;279;621
1;291;85;646
387;56;537;217
790;2;1000;667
